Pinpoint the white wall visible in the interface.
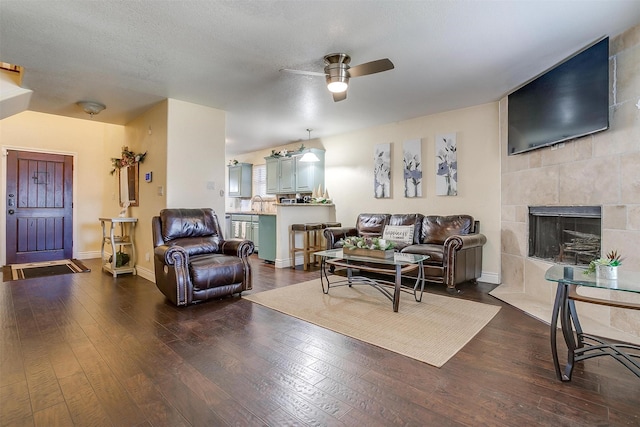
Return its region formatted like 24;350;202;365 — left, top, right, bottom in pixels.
166;99;226;215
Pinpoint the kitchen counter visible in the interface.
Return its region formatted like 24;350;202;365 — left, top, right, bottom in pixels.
274;203;335;207
226;211;276;216
275;203;336;269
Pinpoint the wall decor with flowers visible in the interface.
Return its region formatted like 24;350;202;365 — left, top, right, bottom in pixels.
110;146;147;175
435;133;457;196
403;139;422;197
374;143;392;198
110;146;147;208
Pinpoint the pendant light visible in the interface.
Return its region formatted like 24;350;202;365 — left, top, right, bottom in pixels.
299;129;320;162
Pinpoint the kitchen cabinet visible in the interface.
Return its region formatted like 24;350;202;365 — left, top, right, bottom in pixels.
279;157;296;193
228;163;252;197
258;215;276;263
295;149;325;192
266;158;279;194
229;214;259;251
264;149;325;194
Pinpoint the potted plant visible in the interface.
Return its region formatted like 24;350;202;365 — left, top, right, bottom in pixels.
585;250;623;280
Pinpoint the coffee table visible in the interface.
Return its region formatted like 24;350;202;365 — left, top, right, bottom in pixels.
545;265;640;381
314;249;428;312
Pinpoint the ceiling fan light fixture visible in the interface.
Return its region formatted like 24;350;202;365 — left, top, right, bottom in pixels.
77;100;106;117
327;80;348;93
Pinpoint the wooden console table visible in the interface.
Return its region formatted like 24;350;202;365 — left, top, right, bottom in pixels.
545;265;640;381
99;217;137;277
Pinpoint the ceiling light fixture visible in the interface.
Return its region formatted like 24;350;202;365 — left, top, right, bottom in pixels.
77;100;106;118
299;129;320;162
324;54;349;93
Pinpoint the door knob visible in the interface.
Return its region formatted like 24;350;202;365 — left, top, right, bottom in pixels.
8;209;15;215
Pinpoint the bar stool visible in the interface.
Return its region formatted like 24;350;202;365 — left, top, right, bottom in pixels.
290;223;324;270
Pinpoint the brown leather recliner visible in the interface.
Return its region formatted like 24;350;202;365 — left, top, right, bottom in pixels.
152;208;254;306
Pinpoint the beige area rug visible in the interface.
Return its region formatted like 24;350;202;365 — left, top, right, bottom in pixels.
245;279;501;367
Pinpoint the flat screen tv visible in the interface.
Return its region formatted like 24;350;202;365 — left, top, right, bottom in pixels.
508;37;609;156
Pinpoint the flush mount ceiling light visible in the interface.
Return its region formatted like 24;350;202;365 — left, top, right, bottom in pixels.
77;101;106;117
299;129;320;162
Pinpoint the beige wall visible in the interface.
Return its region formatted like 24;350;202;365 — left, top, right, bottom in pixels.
0;111;125;264
232;102;502;282
123;100;168;279
496;24;640;342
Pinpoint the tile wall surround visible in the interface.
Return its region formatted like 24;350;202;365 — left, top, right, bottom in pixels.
493;24;640;344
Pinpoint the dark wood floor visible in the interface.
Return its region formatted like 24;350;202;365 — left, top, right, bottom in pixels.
1;256;638;426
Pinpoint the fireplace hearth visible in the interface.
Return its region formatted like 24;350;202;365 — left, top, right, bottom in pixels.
528;206;601;265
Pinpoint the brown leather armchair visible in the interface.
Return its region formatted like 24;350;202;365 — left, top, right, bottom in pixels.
152;208;254;306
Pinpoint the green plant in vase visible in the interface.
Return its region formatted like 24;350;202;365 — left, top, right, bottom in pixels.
585;250;623;275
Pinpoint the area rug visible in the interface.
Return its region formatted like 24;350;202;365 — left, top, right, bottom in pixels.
6;259;91;281
244;279;500;367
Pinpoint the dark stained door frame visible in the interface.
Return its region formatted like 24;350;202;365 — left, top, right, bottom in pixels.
4;148;75;265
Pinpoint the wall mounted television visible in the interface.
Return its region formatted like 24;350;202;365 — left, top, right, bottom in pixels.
507;37;609;156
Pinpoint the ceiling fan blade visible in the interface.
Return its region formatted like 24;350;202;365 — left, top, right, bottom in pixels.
332;91;347;102
348;58;394;78
279;68;326;77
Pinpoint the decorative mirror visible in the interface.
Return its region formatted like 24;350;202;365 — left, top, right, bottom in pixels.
118;162;139;207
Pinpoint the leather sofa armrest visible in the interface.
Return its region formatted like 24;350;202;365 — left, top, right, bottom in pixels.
324;227;358;249
443;233;487;251
443;234;487;252
221;238;255;258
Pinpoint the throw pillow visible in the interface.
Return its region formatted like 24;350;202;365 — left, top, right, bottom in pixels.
382;225;415;245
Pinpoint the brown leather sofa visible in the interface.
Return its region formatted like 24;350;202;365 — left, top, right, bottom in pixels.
152;208;254;306
324;213;486;293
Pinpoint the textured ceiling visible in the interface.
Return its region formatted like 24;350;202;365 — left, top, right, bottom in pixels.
1;1;639;155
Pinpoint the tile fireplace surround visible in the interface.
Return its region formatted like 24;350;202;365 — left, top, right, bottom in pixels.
492;24;640;346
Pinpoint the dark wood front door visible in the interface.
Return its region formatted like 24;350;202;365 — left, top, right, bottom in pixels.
5;150;73;264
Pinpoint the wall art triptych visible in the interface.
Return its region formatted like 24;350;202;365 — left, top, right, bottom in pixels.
373;133;457;198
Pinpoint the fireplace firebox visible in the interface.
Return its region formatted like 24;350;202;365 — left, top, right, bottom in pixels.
528;206;601;265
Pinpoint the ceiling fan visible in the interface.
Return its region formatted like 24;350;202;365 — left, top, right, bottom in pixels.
281;53;394;102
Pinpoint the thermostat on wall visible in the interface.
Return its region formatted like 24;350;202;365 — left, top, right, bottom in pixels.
145;172;152;183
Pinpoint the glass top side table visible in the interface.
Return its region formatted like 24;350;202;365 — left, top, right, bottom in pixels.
545;265;640;381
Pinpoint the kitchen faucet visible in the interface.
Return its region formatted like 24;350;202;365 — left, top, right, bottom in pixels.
252;195;264;212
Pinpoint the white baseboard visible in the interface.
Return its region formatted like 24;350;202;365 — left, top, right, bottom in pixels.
75;252;154;283
76;251;101;260
135;265;154;283
479;271;500;284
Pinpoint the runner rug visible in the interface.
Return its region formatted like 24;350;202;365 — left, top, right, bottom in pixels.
5;259;91;281
244;278;500;367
